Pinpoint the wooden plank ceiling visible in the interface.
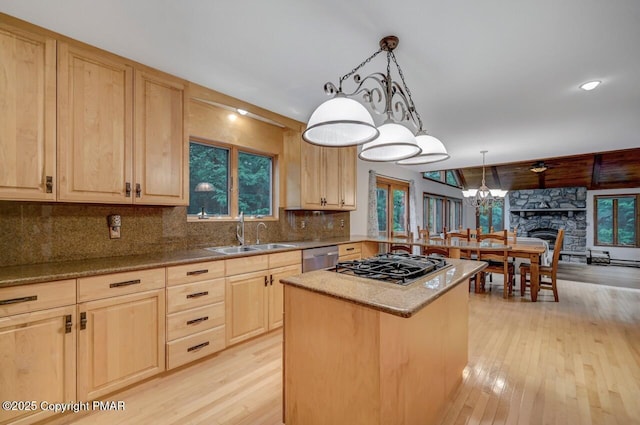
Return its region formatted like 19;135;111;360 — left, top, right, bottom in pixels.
455;148;640;191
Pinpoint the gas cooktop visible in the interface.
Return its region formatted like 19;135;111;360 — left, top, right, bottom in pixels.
334;253;450;286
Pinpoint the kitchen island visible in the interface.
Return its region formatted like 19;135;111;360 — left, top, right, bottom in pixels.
282;258;486;425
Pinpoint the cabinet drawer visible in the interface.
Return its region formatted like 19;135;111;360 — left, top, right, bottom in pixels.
339;243;361;257
339;253;362;261
0;280;76;317
269;250;301;269
166;260;225;287
78;268;165;302
167;303;224;341
226;254;268;275
166;278;224;314
167;325;225;369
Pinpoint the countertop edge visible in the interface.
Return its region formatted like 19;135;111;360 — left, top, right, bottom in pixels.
282;260;487;318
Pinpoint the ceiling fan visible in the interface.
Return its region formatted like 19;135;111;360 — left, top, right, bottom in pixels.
529;161;548;173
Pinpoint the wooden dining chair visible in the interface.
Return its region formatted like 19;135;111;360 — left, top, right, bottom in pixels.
416;226;430;240
476;229;514;297
444;228;472;259
520;229;564;302
390;231;414;254
423;246;449;257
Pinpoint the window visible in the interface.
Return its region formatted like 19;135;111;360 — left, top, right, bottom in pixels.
423;193;463;234
377;176;410;238
423;170;461;188
476;202;504;233
188;138;274;220
594;195;638;247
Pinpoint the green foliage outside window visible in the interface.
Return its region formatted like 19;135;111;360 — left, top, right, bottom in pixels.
189;142;229;216
596;196;637;246
238;152;272;216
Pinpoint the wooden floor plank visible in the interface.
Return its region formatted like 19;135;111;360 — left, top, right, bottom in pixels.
49;275;640;425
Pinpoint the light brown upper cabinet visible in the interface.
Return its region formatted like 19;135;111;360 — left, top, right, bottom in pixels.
287;131;357;211
134;70;187;205
57;41;187;205
57;42;134;203
0;23;56;201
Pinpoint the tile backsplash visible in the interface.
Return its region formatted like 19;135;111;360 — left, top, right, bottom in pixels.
0;202;350;267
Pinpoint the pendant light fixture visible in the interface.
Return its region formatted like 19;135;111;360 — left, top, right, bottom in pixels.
462;151;507;208
302;36;448;163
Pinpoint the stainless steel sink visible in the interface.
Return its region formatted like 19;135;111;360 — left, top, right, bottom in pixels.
251;243;297;250
205;245;260;255
204;243;296;255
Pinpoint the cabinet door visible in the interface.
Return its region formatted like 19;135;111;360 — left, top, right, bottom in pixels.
268;264;301;330
0;24;56;201
57;42;133;203
300;142;324;209
225;271;268;346
0;306;75;425
77;289;165;401
339;147;357;210
134;69;187;205
323;147;341;209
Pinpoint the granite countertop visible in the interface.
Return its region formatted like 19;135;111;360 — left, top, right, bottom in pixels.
281;258;487;318
0;237;366;288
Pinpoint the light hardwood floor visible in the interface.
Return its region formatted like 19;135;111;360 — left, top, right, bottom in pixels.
51;278;640;425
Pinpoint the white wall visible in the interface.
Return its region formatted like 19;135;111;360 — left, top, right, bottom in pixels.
350;159;465;236
587;188;640;262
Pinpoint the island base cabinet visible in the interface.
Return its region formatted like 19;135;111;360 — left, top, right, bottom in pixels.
284;282;469;425
77;289;165;401
0;306;76;425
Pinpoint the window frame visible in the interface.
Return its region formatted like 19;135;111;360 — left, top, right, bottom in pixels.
475;202;504;233
594;194;639;247
376;176;410;238
422;170;462;188
423;192;463;234
187;137;277;222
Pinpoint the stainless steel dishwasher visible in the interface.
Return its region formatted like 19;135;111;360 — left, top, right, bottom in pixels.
302;245;339;272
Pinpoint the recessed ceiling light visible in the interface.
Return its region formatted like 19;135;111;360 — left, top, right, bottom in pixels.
579;80;601;91
228;113;237;121
237;108;248;115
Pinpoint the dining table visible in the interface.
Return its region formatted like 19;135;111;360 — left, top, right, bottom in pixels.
376;236;548;302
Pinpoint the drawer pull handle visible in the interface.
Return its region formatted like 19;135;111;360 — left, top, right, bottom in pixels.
264;276;268;287
186;269;208;276
186;291;209;299
0;295;37;305
125;182;131;197
65;314;72;334
346;247;355;251
187;341;210;352
110;279;141;288
80;312;87;330
135;183;141;198
186;316;209;325
46;176;53;193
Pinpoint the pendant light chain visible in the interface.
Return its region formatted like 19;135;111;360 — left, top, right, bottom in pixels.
390;51;425;131
338;48;384;92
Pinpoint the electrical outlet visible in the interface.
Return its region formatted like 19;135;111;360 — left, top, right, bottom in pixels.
340;219;345;229
300;220;306;229
108;214;121;239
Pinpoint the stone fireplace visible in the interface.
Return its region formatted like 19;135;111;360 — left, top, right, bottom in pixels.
509;187;587;262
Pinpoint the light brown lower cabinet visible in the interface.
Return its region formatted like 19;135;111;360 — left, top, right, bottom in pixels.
165;261;226;369
0;280;76;425
77;288;165;401
226;251;301;346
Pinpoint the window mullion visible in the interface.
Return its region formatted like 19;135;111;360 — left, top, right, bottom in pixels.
230;147;239;218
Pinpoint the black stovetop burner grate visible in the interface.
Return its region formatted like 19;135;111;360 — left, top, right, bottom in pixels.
334;253;449;285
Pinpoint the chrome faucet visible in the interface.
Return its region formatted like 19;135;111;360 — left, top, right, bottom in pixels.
256;222;267;244
236;211;245;245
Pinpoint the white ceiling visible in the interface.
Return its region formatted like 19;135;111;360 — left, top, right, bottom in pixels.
2;0;639;170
